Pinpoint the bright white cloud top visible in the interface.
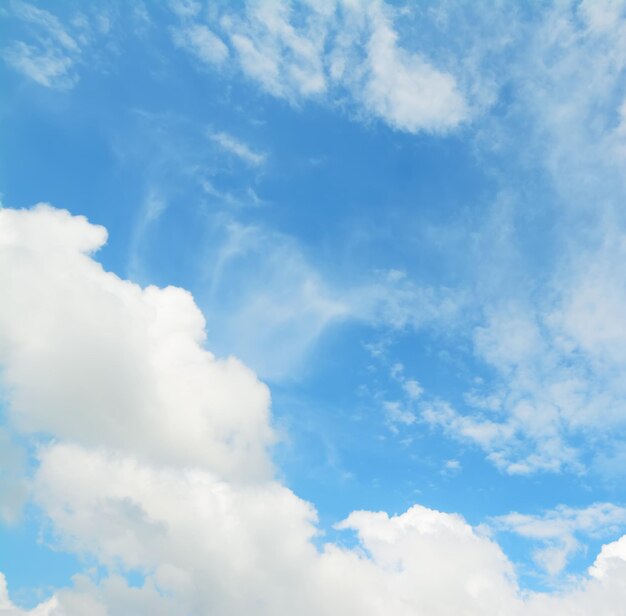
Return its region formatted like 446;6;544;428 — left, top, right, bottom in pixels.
3;0;626;614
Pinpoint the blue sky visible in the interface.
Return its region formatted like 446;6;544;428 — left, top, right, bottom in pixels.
3;1;626;614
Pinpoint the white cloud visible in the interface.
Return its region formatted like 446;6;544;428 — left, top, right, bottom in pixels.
444;459;461;474
378;362;424;432
4;205;626;614
11;2;79;53
168;0;201;20
224;1;328;100
375;1;626;477
2;41;76;88
357;3;467;133
198;223;462;381
22;443;523;615
2;2;81;89
347;268;465;330
0;205;274;482
492;503;626;577
208;131;266;167
172;24;228;66
590;534;626;579
389;361;424;400
169;0;469;134
199;218;347;380
422;269;626;474
1;2;116;89
383;400;416;427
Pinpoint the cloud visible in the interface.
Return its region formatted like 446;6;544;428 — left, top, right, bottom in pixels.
355;2;467;132
377;0;626;478
158;1;626;479
224;1;328;100
422;234;626;476
0;205;274;482
168;0;201;20
2;40;76;88
172;24;228;66
492;503;626;577
1;1;116;89
11;2;79;53
197;223;462;382
198;218;347;380
3;205;626;614
383;400;417;428
18;441;523;615
347;268;465;330
170;0;469;134
590;534;626;579
208;131;266;167
2;2;80;88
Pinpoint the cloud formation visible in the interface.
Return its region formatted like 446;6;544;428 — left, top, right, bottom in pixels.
170;0;468;134
2;205;626;614
0;205;274;482
0;2;113;89
208;131;267;167
2;2;80;88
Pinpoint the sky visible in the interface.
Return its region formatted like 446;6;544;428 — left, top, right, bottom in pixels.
2;0;626;614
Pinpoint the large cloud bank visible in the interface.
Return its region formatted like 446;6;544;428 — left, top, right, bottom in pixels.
1;205;626;615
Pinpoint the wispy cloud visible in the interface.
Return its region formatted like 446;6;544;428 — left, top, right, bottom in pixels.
2;1;113;89
2;1;81;89
198;218;346;380
208;131;267;167
2;40;76;88
172;24;228;66
169;1;470;134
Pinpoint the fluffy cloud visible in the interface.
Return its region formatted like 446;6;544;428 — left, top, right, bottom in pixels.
0;205;274;481
11;443;522;615
3;205;626;615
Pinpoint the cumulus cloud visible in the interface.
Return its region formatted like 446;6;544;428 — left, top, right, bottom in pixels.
3;205;626;615
0;205;274;481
